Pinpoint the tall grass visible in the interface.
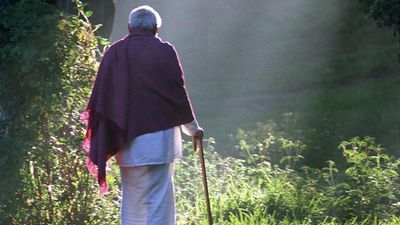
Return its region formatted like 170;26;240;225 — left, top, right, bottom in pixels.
175;131;400;224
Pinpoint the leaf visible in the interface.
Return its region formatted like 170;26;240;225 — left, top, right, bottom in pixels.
84;11;93;18
100;38;109;46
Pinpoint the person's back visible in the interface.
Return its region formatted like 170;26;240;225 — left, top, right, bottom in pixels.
124;33;193;132
82;5;203;225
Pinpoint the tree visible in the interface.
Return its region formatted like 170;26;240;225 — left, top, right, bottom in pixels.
358;0;400;57
0;1;120;223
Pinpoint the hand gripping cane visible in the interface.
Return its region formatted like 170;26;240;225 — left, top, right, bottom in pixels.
193;136;213;225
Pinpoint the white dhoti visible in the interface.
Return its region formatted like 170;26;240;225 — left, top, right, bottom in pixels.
120;163;176;225
115;120;201;225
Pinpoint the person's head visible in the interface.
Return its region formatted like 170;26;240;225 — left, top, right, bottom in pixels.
128;5;162;34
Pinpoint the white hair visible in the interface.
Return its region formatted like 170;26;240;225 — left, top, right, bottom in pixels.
129;5;162;30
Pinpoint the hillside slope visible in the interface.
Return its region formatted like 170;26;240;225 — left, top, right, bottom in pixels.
111;0;399;165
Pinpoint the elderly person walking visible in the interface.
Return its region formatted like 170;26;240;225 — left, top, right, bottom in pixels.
81;5;203;225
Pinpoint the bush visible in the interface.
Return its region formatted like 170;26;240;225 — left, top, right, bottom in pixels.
1;1;398;224
235;119;306;169
335;136;400;221
175;126;400;224
0;1;120;224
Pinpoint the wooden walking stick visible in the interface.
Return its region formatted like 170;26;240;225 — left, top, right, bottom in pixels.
193;136;213;225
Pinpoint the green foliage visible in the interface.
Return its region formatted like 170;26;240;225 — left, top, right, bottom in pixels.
358;0;400;59
235;116;306;169
337;136;400;221
1;1;398;224
358;0;400;32
0;0;117;224
175;131;399;224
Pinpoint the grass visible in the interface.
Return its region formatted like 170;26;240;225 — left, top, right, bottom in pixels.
174;136;400;225
3;1;399;223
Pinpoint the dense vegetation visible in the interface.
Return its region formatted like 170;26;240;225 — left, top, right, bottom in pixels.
358;0;400;37
0;1;119;224
176;133;400;224
358;0;400;59
0;0;398;224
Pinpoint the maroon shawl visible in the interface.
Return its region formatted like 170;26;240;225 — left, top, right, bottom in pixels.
81;31;195;196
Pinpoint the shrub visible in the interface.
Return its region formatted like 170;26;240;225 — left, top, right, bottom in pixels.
334;136;400;221
0;1;120;224
175;124;400;224
235;119;306;169
1;1;398;224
